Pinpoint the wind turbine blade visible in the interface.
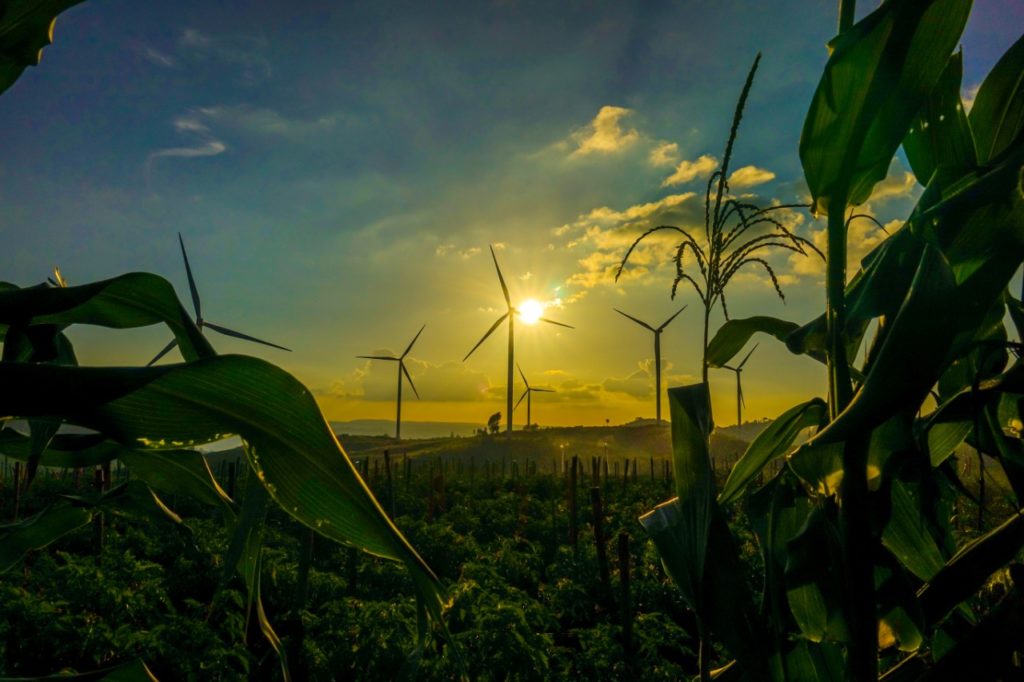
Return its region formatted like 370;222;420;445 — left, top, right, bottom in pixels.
490;245;511;307
357;355;398;361
514;389;528;411
533;388;555;393
203;321;291;351
401;324;426;359
463;312;509;361
400;362;420;399
516;362;529;389
539;317;574;329
657;305;688;331
738;343;759;370
614;308;655;331
739;381;746;409
147;338;178;366
178;233;202;321
722;365;738;372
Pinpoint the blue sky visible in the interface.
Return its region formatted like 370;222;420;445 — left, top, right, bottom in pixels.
2;0;1021;427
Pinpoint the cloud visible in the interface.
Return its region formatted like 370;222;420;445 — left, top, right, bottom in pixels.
178;28;271;85
661;154;718;187
962;83;981;113
727;165;775;189
870;169;916;200
141;47;176;68
569;106;640;158
146;115;226;179
196;106;336;138
602;360;694;399
435;243;481;259
322;357;494;402
648;141;680;167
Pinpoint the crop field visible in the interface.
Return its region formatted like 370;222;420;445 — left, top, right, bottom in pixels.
3;0;1024;681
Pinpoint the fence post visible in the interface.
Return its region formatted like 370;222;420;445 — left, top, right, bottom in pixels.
619;532;633;664
591;487;610;599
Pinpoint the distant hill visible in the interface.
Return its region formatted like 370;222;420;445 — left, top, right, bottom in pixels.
330;420;481;439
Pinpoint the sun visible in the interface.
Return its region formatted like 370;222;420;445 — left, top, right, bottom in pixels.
518;299;544;325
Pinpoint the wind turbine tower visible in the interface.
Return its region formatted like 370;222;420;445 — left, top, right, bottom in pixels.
614;306;686;421
357;325;426;440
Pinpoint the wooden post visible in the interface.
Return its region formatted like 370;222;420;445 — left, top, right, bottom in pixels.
619;532;633;663
632;458;638;483
649;456;654;481
384;450;394;517
568;456;578;552
12;461;22;521
591;487;610;598
603;458;609;488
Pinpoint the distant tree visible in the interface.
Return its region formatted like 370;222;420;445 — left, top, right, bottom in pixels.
487;412;501;435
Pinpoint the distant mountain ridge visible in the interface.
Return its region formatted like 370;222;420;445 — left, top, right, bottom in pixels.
330;420;482;439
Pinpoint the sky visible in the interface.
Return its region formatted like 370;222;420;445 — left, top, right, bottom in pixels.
1;0;1021;430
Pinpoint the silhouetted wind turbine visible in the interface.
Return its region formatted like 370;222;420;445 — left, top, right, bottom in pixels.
722;343;758;426
148;233;291;365
358;325;425;440
614;305;687;421
514;363;554;428
464;246;573;435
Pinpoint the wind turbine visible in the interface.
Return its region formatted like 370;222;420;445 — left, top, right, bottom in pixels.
722;343;758;426
357;325;425;441
148;233;291;365
514;363;554;428
464;245;573;435
614;305;687;421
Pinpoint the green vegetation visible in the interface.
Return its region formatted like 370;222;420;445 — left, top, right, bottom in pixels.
3;0;1024;680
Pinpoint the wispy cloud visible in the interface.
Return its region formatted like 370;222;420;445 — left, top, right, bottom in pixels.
177;27;271;85
648;141;680;167
140;46;177;68
195;105;336;138
569;106;640;158
322;357;494;403
146;114;227;182
603;360;694;399
661;154;718;187
727;165;775;189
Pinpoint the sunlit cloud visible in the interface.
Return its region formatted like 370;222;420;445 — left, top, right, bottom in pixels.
146;114;226;183
321;357;494;402
569;106;640;158
661;154;718;187
141;47;177;68
727;165;775;189
602;360;695;399
962;83;981;112
648;141;680;167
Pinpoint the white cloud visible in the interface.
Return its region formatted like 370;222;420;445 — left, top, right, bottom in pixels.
727;165;775;189
197;106;336;138
141;47;176;68
146;114;226;179
648;141;680;167
962;83;981;113
569;106;640;158
661;154;718;187
178;28;271;85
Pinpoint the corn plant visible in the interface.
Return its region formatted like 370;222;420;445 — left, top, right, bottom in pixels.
0;7;448;679
616;53;822;384
642;0;1024;680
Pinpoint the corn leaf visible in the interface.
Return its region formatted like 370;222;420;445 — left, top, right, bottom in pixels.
902;51;977;186
0;0;85;96
0;502;93;572
718;398;827;505
800;0;971;214
0;357;446;619
969;33;1024;164
705;317;801;368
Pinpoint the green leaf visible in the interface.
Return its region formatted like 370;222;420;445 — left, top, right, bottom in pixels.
640;383;769;678
800;0;971;214
0;273;213;362
902;51;977;187
784;504;847;642
705;317;801;368
718;398;827;505
0;502;93;573
0;0;86;96
918;510;1024;626
0;357;446;619
810;241;957;446
881;480;946;582
969;33;1024;164
0;659;159;681
874;555;925;652
0;428;122;468
118;448;234;512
